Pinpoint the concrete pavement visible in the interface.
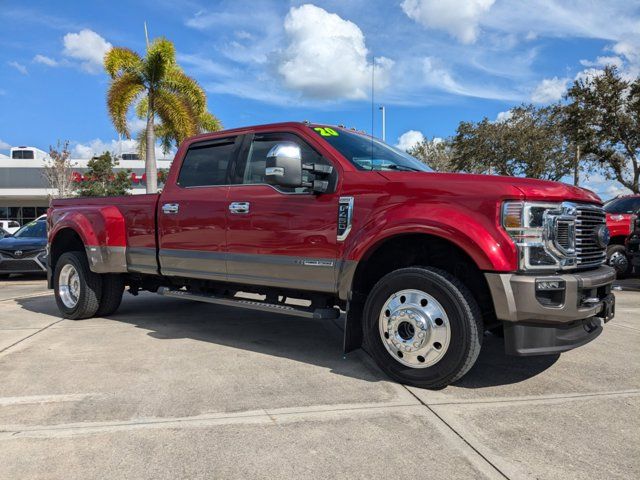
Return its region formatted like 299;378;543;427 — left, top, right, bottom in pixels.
0;280;638;479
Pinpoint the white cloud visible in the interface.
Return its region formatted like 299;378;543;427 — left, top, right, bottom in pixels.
401;0;495;44
531;76;568;103
62;29;112;74
580;56;623;69
421;56;521;101
277;4;393;100
8;61;28;75
33;54;59;67
0;139;11;150
495;110;513;123
72;138;172;160
396;130;425;151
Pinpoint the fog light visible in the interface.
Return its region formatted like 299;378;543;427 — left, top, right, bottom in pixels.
535;279;566;307
536;280;565;291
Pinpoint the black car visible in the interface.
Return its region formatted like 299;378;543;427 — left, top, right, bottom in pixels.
628;215;640;274
0;218;48;278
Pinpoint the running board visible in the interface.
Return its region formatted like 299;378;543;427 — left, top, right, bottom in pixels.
157;287;340;320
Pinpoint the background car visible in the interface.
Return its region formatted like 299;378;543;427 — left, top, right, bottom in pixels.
605;194;640;276
0;220;21;235
0;217;48;279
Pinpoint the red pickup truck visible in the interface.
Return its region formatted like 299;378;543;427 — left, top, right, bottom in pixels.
604;195;640;275
47;122;616;388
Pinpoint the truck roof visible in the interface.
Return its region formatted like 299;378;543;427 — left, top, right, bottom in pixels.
184;121;344;142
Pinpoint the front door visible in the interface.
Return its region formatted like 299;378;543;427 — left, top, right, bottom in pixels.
158;135;242;281
225;132;340;293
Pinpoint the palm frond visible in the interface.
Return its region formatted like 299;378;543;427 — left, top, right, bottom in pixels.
104;47;143;78
198;111;222;133
154;89;198;143
163;67;207;113
144;37;175;85
107;72;145;137
135;95;148;119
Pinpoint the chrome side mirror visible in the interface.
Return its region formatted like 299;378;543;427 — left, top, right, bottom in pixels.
265;143;303;188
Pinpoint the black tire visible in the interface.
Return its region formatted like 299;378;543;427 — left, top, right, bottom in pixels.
362;267;482;389
607;244;630;278
53;251;102;320
96;274;125;316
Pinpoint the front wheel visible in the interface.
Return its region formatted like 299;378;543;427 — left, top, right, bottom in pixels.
607;244;630;277
363;267;482;389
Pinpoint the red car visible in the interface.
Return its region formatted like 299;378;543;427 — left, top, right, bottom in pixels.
605;195;640;275
47;122;615;388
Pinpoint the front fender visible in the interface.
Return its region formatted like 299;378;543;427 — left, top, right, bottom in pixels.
344;202;517;272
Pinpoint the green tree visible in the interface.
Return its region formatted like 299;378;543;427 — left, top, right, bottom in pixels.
409;137;455;172
75;152;132;197
104;37;221;193
565;66;640;193
451;104;574;181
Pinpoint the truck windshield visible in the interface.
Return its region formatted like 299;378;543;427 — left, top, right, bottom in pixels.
604;197;640;214
310;126;431;172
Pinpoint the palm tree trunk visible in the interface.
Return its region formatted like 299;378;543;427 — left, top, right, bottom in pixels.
145;93;158;194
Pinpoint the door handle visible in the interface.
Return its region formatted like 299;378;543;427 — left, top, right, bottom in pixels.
229;202;250;214
162;203;179;214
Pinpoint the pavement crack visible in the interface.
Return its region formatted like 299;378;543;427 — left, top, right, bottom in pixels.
0;319;63;355
402;385;511;480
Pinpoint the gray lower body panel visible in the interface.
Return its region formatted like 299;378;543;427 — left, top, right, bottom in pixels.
159;248;342;293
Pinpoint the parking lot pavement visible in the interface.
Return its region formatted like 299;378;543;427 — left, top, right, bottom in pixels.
0;281;638;480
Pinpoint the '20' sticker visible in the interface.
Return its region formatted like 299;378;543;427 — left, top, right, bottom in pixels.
314;127;339;137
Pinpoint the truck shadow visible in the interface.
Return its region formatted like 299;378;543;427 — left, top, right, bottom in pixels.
16;292;558;389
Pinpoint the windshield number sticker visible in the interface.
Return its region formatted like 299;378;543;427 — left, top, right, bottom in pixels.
314;127;339;137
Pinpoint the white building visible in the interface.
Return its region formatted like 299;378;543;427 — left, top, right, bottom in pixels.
0;146;173;226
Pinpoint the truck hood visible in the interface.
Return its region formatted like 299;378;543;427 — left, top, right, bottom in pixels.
378;172;602;204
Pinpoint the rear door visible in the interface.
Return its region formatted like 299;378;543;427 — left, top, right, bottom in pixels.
225;131;340;293
158;135;242;281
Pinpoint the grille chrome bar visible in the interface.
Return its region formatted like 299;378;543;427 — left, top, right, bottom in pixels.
574;204;607;268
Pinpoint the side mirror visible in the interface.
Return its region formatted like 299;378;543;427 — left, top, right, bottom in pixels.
265;143;303;188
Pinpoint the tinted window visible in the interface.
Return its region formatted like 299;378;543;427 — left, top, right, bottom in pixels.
13;220;47;238
605;197;640;214
11;150;35;159
236;133;333;192
309;126;431;172
177;139;237;187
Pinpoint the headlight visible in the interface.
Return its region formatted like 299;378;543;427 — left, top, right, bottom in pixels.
502;201;577;271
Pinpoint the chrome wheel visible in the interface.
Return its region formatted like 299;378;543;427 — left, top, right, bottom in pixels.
58;263;81;308
608;251;628;274
378;289;451;368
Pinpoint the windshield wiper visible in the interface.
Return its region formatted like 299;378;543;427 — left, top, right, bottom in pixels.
382;164;422;172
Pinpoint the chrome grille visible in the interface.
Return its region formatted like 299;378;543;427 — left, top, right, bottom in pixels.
556;221;572;250
575;205;607;268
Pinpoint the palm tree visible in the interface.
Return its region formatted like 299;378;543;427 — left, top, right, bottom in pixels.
104;37;221;193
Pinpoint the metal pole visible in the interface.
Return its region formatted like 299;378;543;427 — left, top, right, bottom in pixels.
379;106;386;142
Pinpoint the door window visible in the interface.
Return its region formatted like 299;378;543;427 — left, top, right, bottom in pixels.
177;138;237;187
235;133;334;192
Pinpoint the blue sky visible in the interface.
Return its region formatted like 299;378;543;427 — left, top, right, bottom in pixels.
1;0;639;198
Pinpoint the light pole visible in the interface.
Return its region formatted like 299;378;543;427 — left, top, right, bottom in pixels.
379;105;386;142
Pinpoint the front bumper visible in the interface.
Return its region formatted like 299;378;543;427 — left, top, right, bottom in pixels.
0;252;47;275
485;265;615;355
